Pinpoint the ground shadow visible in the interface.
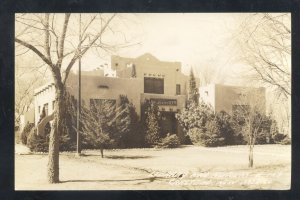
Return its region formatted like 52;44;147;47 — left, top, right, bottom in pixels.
105;155;153;159
60;176;165;184
69;154;153;159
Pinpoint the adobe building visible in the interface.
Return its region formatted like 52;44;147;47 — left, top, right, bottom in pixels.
19;108;35;130
33;53;199;140
199;83;266;115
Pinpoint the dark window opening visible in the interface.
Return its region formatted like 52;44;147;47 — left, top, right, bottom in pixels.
98;85;109;89
144;77;164;94
160;111;177;136
176;84;181;95
44;103;49;116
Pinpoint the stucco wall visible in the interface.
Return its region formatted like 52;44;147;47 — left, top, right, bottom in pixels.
111;53;190;96
215;84;266;115
20;107;35;130
199;84;216;110
66;73;143;115
34;83;56;125
199;84;266;115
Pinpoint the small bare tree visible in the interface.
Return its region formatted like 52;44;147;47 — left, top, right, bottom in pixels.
80;97;132;157
80;100;116;158
233;88;266;168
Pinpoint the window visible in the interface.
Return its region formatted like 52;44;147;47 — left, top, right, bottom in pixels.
98;85;109;89
144;77;164;94
176;84;181;95
52;101;55;110
38;106;40;113
44;103;49;116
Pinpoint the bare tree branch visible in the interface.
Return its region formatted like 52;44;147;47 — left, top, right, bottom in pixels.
15;38;53;67
56;13;71;68
62;14;116;85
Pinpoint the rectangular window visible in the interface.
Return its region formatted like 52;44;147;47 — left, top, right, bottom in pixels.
44;103;49;116
176;84;181;95
144;77;164;94
52;101;55;110
38;106;41;113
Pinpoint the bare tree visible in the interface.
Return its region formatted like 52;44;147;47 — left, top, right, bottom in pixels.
15;59;49;128
15;13;138;183
198;59;226;86
80;100;116;158
15;76;39;127
235;13;291;100
233;88;266;168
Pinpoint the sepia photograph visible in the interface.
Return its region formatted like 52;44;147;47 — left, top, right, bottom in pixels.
14;13;291;190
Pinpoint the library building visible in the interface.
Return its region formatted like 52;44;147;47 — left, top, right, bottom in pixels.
33;53;198;140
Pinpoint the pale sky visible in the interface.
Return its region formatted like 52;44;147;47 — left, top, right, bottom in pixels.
15;13;254;85
79;13;243;80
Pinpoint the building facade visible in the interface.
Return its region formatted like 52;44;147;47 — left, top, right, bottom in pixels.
199;84;266;115
34;53;198;139
19;108;35;130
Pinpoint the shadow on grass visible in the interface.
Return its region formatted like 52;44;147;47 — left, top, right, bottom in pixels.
105;155;153;159
60;176;161;184
71;154;153;159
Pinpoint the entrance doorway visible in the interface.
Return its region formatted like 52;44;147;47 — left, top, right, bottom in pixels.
160;111;177;136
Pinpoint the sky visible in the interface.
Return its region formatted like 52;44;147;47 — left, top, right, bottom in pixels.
78;13;244;80
15;13;274;86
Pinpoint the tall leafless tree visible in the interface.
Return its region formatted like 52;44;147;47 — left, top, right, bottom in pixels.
197;59;226;86
235;13;291;100
15;13;138;183
15;58;49;129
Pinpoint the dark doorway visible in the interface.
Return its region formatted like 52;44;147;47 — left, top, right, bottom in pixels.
160;111;177;136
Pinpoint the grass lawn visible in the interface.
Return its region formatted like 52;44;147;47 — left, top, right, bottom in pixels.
15;144;291;190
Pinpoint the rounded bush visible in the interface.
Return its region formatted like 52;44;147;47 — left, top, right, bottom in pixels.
26;128;49;152
20;122;34;145
187;127;205;145
157;133;180;148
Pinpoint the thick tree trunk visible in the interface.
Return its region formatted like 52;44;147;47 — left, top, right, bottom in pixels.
47;86;64;183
